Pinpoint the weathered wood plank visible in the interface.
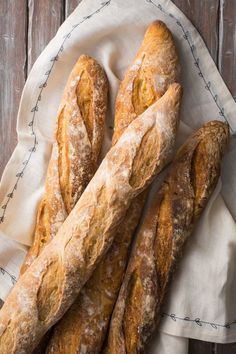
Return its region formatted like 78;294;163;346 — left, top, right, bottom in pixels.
65;0;83;18
172;0;220;63
217;343;236;353
188;339;213;354
218;0;236;100
27;0;65;73
0;0;27;177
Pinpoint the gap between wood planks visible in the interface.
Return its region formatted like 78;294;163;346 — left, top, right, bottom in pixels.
25;0;84;73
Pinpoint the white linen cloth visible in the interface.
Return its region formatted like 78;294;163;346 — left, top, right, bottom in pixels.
0;0;236;350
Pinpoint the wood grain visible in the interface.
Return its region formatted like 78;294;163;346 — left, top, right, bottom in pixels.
27;0;64;72
172;0;220;63
0;0;27;177
65;0;83;17
217;343;236;353
188;339;213;354
218;0;236;99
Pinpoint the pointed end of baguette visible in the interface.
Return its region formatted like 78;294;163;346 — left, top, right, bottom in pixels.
144;20;173;43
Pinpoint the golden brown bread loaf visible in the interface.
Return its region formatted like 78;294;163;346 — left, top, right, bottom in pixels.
21;54;108;274
0;83;182;354
45;194;146;354
46;20;181;354
105;120;229;354
112;20;180;144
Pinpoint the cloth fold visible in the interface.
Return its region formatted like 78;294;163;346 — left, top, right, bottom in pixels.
0;0;236;346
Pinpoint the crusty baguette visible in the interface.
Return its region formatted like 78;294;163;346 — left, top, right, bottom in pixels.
46;20;181;354
0;83;181;354
105;120;229;354
45;194;146;354
21;54;108;274
112;20;180;145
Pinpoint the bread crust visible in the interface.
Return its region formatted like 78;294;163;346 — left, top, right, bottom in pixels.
46;193;146;354
112;20;180;144
105;121;229;354
0;83;181;354
46;21;181;354
20;54;108;274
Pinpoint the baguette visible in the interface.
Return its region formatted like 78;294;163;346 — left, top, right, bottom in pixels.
46;193;146;354
105;120;229;354
46;20;181;354
112;20;180;145
21;54;108;274
0;83;182;354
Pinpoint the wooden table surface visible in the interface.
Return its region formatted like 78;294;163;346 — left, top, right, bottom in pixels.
0;1;235;353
